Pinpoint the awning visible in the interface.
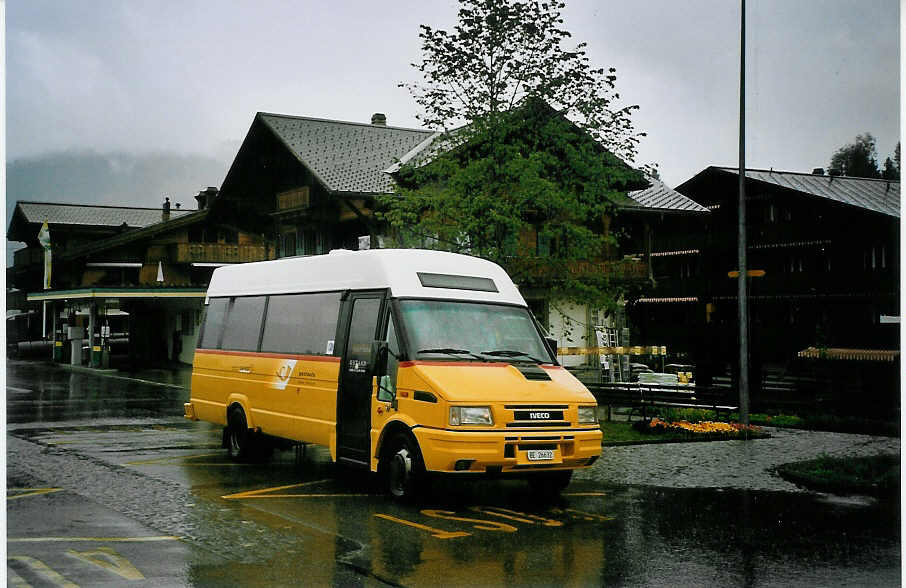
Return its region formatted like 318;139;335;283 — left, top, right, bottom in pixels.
797;347;900;362
27;287;207;302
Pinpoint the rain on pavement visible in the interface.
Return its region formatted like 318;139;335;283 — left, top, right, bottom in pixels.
6;359;900;586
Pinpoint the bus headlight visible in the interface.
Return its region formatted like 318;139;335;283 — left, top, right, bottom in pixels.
578;405;598;424
450;406;493;426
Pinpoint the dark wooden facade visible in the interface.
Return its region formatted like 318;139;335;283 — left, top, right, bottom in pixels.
630;167;899;389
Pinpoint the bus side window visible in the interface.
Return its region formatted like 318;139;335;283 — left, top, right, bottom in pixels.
261;292;341;355
198;297;229;349
221;296;266;352
378;312;400;402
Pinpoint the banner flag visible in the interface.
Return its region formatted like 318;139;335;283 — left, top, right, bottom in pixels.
37;221;51;290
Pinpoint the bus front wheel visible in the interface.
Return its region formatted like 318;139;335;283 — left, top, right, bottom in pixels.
385;433;424;501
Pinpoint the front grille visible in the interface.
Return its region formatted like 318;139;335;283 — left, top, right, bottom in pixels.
513;410;564;421
518;444;556;451
505;404;572;429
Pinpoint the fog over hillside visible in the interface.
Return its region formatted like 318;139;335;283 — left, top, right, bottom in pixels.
6;150;232;265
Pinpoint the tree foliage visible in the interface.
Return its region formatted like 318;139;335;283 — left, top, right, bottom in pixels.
882;142;900;180
400;0;643;161
829;133;888;179
383;0;647;310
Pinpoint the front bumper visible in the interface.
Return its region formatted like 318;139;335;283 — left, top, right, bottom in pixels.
413;426;602;474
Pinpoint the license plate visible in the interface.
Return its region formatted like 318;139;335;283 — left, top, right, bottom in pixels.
526;449;555;461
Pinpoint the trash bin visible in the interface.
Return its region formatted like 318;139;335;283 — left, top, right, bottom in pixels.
90;344;102;368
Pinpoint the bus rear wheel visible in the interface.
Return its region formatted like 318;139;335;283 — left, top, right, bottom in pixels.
227;406;272;462
384;433;424;501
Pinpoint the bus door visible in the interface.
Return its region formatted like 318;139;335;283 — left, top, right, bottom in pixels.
336;291;385;466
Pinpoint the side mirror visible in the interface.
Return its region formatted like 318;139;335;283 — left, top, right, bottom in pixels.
370;340;389;377
545;337;559;357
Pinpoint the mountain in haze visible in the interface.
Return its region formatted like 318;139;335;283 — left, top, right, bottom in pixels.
6;150;232;263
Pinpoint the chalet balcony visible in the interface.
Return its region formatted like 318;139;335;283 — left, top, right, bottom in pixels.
172;243;276;264
13;247;43;268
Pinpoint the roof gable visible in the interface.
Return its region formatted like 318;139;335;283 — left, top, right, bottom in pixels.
626;178;709;213
258;113;435;194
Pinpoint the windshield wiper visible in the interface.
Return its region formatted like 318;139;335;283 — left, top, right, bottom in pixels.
480;349;547;364
416;348;486;361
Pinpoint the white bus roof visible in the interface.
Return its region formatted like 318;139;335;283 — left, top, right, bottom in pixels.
205;249;527;306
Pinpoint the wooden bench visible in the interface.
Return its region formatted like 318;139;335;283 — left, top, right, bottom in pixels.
585;382;738;421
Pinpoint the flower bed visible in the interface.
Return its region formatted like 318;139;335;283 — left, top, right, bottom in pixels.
634;417;767;440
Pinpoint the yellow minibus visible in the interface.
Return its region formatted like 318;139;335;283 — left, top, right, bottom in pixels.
186;249;602;498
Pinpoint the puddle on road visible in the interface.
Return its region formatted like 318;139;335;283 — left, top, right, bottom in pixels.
10;420;900;586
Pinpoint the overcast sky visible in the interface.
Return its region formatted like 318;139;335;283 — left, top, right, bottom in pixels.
6;0;901;206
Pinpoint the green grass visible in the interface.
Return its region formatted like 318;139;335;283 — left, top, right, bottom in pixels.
776;454;900;496
600;420;688;444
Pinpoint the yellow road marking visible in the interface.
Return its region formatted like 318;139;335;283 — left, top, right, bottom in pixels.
65;547;145;580
9;536;179;543
421;509;517;532
7;555;78;588
548;507;615;522
8;488;63;500
471;506;563;527
223;481;319;499
219;479;373;500
562;492;607;496
374;514;471;539
225;493;371;499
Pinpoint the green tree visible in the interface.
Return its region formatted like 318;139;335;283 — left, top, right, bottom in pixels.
383;0;647;309
829;133;881;178
882;142;900;180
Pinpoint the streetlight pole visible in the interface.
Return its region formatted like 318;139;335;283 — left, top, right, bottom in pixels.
737;0;750;427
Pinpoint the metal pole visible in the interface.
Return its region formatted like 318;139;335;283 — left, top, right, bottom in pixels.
737;0;750;426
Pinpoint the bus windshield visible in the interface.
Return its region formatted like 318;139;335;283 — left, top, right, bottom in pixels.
397;299;553;364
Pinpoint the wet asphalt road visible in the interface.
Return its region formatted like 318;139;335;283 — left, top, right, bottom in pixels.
6;359;902;586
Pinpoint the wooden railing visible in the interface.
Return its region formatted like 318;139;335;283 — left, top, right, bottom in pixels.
508;257;647;281
173;243;274;264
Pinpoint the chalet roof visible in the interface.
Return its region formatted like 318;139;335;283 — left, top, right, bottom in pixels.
715;167;900;218
14;201;194;228
59;208;209;260
258;113;435;195
626;178;709;213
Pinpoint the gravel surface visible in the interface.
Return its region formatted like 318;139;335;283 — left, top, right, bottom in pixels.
576;426;900;492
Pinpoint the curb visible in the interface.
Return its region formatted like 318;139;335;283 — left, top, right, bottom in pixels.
47;361;189;390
